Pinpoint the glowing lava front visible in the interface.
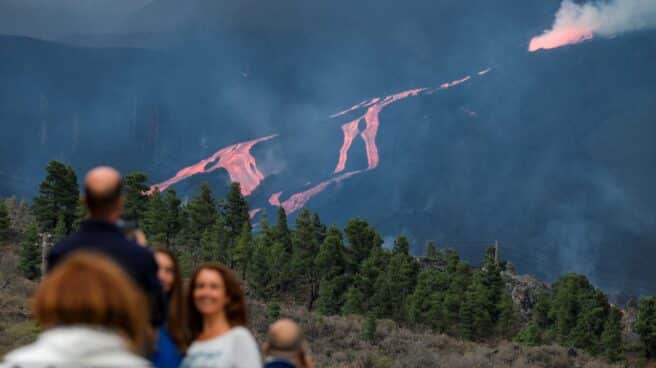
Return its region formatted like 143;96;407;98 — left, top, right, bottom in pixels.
529;27;593;52
149;134;277;196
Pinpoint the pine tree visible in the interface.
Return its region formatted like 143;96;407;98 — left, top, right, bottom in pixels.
342;286;365;315
635;296;656;358
268;240;293;292
311;212;327;245
33;161;79;234
233;222;253;279
407;270;448;331
71;196;87;231
19;223;41;280
122;172;149;221
315;226;348;315
249;232;273;298
371;244;418;321
273;206;292;253
223;182;251;242
393;236;410;256
317;277;345;315
344;218;380;269
459;290;475;340
424;240;441;260
292;209;320;309
353;246;390;313
163;189;182;245
315;226;347;279
142;189;167;245
187;183;218;247
0;199;10;241
601;307;623;362
52;213;67;243
199;217;230;264
496;291;519;337
514;322;541;346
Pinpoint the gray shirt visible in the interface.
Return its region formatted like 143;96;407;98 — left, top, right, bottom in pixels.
181;327;261;368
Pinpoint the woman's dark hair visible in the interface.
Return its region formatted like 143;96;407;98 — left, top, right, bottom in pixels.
186;263;247;342
154;249;188;352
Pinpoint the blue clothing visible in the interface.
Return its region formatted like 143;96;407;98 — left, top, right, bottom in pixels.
150;328;184;368
264;358;297;368
47;219;166;326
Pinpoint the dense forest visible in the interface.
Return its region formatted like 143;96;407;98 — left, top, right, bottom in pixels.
3;160;656;365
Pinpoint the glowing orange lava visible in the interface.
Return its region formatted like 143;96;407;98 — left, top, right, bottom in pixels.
334;119;361;173
268;191;283;207
149;134;277;196
333;88;427;173
439;76;471;89
275;170;363;213
529;27;593;52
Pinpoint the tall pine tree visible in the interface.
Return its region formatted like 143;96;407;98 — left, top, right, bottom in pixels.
344;218;380;269
315;226;348;315
274;206;292;253
187;182;218;247
635;296;656;358
33;161;79;234
223;182;251;242
233;222;253;279
292;209;321;309
163;189;182;245
19;223;41;280
142;189;168;245
122;172;149;221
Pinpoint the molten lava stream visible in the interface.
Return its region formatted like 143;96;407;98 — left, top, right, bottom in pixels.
149;134;277;196
334;119;361;173
275;170;363;213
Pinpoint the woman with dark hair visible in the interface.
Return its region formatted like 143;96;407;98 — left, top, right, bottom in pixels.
151;249;188;368
2;252;151;367
180;264;261;368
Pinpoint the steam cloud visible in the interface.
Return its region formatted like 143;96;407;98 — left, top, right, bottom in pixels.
529;0;656;51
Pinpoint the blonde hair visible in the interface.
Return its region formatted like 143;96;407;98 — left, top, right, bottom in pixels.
34;251;149;352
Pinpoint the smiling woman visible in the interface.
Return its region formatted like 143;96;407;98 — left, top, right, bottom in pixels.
181;264;262;368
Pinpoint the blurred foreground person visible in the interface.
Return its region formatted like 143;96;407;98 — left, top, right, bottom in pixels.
1;252;151;367
150;249;188;368
263;319;313;368
47;166;165;326
181;264;261;368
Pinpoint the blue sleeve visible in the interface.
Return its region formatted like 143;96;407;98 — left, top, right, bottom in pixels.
143;249;167;327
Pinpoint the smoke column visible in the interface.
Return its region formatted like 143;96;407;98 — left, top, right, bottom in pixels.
529;0;656;51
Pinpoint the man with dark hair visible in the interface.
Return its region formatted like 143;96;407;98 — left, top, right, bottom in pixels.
263;319;313;368
47;166;165;327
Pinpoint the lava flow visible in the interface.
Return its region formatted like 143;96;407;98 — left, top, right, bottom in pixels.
269;70;491;214
149;134;277;196
273;170;363;214
333;88;427;173
529;27;593;51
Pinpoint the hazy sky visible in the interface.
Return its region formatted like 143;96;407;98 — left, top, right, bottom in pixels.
0;0;151;39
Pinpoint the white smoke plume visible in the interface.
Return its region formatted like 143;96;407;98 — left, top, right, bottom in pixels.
529;0;656;51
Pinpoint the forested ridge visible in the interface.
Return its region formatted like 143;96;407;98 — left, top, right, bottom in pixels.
3;160;656;366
